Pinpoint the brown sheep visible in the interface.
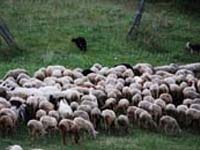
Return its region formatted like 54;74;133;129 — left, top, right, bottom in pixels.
159;93;173;104
59;119;80;145
0;115;15;136
101;109;116;132
127;106;138;124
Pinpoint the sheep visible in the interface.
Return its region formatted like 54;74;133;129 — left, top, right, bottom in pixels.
165;104;177;119
101;109;116;132
34;68;46;81
183;98;193;107
149;104;162;123
59;119;80;145
90;107;101;129
45;65;65;77
0;87;8;99
58;99;73;119
116;98;130;114
131;93;142;106
27;119;46;140
70;101;79;111
159;84;169;95
138;111;157;130
134;107;146;123
62;89;82;102
107;89;122;99
39;100;54;113
138;100;152;112
159;115;181;135
73;117;98;139
169;84;183;106
122;69;134;79
3;68;28;80
154;63;178;74
6;145;23;150
190;103;200;111
0;108;17;126
36;109;47;120
115;114;129;133
22;78;45;88
48;110;60;121
154;98;166;110
101;98;117;110
186;108;200;129
143;95;154;103
77;104;92;114
10;97;25;108
0;97;11;108
122;86;134;99
177;105;188;127
159;93;173;104
0;115;15;136
40;115;58;133
127;106;138;124
183;86;200;99
73;110;90;121
134;63;154;75
142;89;152;97
150;83;159;98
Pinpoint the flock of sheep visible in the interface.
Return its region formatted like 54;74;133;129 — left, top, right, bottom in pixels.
0;62;200;145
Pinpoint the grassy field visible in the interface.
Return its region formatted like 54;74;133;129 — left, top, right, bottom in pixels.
0;0;200;77
0;0;200;149
1;126;200;150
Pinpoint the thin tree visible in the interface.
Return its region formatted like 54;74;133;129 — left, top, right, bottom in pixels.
127;0;145;40
0;17;18;49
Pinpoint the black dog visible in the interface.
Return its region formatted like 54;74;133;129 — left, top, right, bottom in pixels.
71;37;87;51
186;42;200;54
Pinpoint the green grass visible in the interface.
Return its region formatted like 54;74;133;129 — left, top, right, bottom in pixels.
1;126;200;150
0;0;200;149
0;0;200;78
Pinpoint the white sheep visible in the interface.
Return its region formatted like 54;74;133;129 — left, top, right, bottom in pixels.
27;119;46;140
58;99;73;119
40;115;58;133
36;109;47;120
6;145;23;150
73;110;90;121
159;115;181;135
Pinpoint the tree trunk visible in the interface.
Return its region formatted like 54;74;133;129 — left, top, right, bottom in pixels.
127;0;145;40
0;17;18;48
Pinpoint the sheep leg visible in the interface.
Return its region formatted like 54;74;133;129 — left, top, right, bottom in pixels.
61;131;67;145
74;132;80;144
